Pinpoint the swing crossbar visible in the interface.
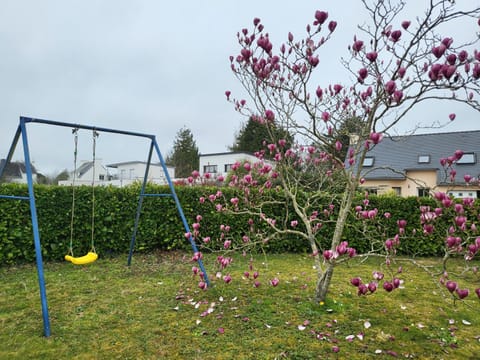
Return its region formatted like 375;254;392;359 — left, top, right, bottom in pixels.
64;252;98;265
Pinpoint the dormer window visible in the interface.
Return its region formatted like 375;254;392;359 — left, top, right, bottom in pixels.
457;153;475;164
363;157;374;167
418;155;430;164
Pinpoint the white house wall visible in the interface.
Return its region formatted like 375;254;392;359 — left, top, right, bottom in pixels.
199;152;260;178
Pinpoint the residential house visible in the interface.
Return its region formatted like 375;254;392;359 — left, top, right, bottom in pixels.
58;160;110;186
107;161;174;186
356;130;480;198
199;152;260;178
0;159;38;184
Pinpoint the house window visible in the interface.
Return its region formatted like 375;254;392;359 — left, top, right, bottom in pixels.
364;187;378;195
204;165;218;174
392;187;401;195
418;187;430;197
99;175;105;181
363;157;374;167
224;164;233;172
457;153;475;164
418;155;430;164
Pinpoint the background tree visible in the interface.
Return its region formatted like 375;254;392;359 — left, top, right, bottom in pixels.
193;0;480;302
230;116;294;156
166;127;200;178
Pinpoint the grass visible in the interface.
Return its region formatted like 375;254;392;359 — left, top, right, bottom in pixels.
1;251;479;359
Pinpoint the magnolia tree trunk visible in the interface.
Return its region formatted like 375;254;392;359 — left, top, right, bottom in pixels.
315;181;356;302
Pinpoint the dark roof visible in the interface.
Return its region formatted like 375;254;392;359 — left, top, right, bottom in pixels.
358;130;480;184
199;151;255;157
0;159;37;177
76;161;93;178
107;161;163;168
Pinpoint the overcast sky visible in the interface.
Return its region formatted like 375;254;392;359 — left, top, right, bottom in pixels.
1;0;479;175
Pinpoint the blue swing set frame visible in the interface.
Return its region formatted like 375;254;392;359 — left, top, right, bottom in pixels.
0;116;210;337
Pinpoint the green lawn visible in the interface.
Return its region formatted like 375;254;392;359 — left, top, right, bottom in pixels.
1;252;479;359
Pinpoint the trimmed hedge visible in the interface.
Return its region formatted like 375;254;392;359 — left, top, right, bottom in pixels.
0;183;471;265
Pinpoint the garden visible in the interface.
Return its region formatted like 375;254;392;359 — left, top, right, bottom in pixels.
1;252;479;359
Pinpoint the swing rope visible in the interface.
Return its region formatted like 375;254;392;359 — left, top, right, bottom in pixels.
68;128;79;256
65;128;98;265
90;130;99;254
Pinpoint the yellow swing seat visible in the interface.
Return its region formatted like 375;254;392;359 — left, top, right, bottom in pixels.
65;252;98;265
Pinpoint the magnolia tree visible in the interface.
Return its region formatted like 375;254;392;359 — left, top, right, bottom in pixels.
189;0;480;302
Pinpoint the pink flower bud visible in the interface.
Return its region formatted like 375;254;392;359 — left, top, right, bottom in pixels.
401;21;411;30
328;20;337;32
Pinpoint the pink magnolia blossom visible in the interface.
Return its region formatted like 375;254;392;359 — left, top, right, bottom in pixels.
369;132;383;144
390;30;402;42
393;90;403;103
385;80;396;95
323;250;334;261
366;51;378;62
270;278;280;287
432;44;447;58
456;288;469;299
351;277;362;287
314;10;328;25
458;50;468;63
383;281;394;292
352;40;364;53
264;109;275;121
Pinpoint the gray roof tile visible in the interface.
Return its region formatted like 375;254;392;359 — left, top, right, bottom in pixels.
359;130;480;184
